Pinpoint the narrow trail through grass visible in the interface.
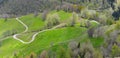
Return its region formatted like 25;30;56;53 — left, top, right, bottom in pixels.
13;18;29;44
13;18;65;44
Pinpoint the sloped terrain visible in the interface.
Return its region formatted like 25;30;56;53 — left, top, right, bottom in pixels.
0;10;106;58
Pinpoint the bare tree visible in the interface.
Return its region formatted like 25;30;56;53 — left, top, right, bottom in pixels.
42;10;49;21
40;50;48;58
87;27;95;38
2;14;9;22
34;11;38;17
69;12;77;27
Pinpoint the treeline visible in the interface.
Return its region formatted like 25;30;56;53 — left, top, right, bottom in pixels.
0;0;60;15
13;40;120;58
0;0;117;16
0;0;120;20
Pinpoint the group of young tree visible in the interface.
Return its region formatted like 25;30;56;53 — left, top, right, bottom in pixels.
0;0;119;18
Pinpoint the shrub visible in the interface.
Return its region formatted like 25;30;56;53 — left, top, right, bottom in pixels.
93;50;103;58
68;40;95;58
68;12;78;27
115;20;120;30
13;51;18;58
106;18;115;25
105;12;115;25
34;11;38;17
111;44;120;57
23;52;36;58
68;41;78;50
105;26;115;37
58;3;85;13
87;27;95;38
42;10;49;21
40;50;49;58
2;14;9;22
48;50;56;58
93;26;106;38
109;30;118;40
80;40;94;58
116;35;120;44
79;19;86;27
97;14;107;25
112;7;120;20
68;41;80;58
80;9;97;19
45;13;60;29
56;46;66;58
65;49;71;58
29;52;37;58
85;20;91;28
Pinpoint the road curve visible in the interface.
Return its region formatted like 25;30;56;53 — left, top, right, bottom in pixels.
13;18;56;44
0;18;28;42
27;23;65;44
16;18;28;33
13;18;29;44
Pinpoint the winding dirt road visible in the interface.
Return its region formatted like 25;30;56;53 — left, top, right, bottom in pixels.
13;18;29;44
1;17;99;44
13;18;58;44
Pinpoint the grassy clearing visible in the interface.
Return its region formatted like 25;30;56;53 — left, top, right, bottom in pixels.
75;34;104;48
17;11;73;42
0;27;87;57
90;37;104;48
19;11;72;32
17;32;36;42
19;14;45;31
0;37;23;58
45;34;104;56
0;11;104;57
0;18;24;38
21;27;87;56
50;10;72;21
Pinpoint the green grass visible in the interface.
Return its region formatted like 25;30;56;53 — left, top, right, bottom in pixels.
0;27;87;57
50;10;72;21
0;11;104;58
90;37;104;48
44;34;104;56
17;32;36;42
75;34;104;48
0;18;24;38
76;19;100;27
21;27;87;56
19;11;72;32
20;14;45;31
16;11;73;42
0;37;23;58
